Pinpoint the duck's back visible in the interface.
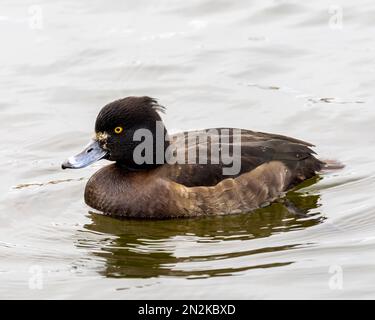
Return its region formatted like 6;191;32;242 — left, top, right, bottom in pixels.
161;128;324;188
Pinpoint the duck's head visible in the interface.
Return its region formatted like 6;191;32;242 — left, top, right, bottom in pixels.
62;96;169;170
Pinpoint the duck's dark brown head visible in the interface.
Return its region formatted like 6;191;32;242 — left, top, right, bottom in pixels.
62;96;169;170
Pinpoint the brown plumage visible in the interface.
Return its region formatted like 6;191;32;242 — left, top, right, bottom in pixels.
63;96;325;219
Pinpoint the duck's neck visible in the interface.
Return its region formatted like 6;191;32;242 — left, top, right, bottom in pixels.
116;134;171;171
116;161;165;171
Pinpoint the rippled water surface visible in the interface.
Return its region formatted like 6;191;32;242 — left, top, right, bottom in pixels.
1;0;375;299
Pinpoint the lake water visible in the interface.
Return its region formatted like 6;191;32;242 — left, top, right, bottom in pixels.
1;0;375;299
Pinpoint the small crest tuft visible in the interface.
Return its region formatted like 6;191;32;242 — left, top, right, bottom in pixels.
149;98;166;114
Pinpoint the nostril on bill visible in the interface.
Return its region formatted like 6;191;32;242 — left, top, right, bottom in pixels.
87;148;93;153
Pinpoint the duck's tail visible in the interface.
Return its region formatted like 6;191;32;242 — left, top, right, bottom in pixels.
319;159;345;171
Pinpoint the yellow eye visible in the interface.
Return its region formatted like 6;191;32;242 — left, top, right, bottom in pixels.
114;126;123;134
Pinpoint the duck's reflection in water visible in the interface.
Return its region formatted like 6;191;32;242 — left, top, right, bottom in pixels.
78;177;325;279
